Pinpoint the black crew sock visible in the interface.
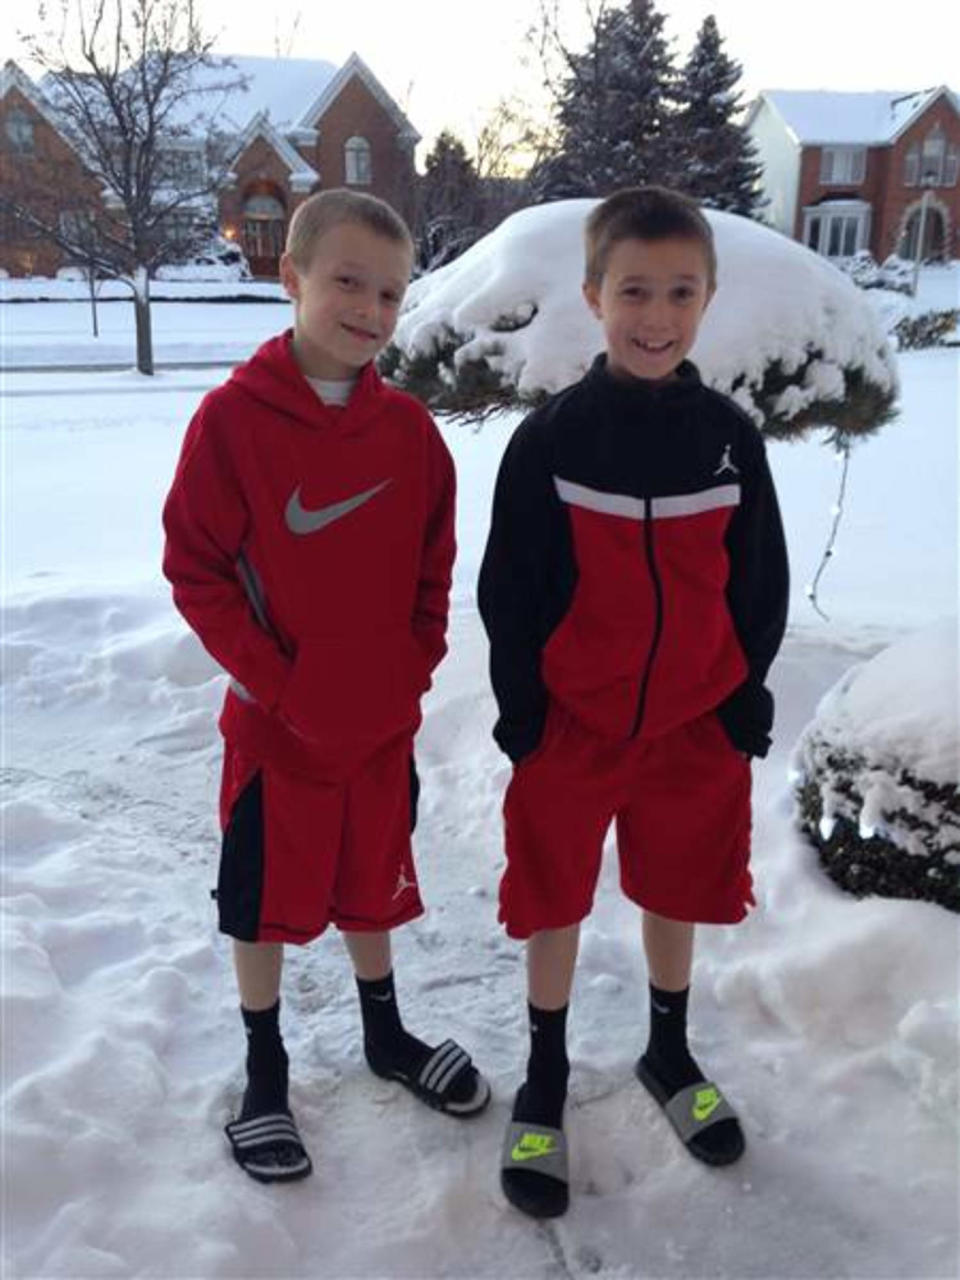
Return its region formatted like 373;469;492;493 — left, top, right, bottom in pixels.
239;999;289;1119
640;983;742;1163
643;984;702;1090
356;971;429;1075
513;1002;569;1130
356;971;478;1106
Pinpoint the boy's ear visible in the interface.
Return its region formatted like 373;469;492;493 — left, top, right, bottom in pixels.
279;252;300;301
582;279;601;317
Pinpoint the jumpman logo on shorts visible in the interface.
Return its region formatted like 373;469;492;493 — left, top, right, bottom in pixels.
392;868;417;900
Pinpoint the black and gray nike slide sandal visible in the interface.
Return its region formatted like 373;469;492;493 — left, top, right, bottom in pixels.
635;1056;745;1166
500;1114;569;1218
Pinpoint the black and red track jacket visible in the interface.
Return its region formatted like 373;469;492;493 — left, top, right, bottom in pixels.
162;331;455;780
478;354;789;763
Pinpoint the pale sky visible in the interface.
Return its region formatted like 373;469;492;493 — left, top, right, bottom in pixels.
10;0;960;158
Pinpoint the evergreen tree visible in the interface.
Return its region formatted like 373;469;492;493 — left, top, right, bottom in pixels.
416;130;483;270
532;0;677;200
669;15;765;215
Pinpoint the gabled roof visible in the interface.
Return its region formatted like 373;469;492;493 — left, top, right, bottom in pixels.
299;53;420;143
171;55;338;134
750;87;960;146
228;111;319;192
2;59;69;137
1;59;92;167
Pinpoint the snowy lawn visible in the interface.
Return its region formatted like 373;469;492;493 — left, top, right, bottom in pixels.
2;283;958;1278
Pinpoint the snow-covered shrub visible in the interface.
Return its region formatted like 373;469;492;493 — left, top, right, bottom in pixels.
386;199;898;441
793;620;959;912
55;266;88;282
155;235;252;282
879;255;915;294
893;309;960;350
837;250;883;289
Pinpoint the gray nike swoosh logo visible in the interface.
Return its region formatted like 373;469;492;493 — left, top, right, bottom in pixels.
285;479;391;535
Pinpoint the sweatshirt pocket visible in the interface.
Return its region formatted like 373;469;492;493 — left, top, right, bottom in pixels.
277;630;430;751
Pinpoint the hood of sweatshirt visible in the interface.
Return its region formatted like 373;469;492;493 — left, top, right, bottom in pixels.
228;330;387;430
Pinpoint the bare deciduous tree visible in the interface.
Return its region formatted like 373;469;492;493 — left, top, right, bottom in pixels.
3;0;246;373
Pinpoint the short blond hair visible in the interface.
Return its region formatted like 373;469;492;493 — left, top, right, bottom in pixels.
285;189;413;269
585;186;716;289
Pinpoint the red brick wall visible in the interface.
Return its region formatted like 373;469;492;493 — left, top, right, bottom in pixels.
311;75;416;226
0;86;102;277
793;94;960;260
220;73;417;277
879;97;960;260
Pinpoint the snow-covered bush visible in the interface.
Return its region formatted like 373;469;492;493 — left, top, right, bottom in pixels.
155;235;252;282
793;620;959;912
837;250;883;289
836;251;917;295
385;199;898;441
55;266;88;282
893;309;960;350
879;255;915;294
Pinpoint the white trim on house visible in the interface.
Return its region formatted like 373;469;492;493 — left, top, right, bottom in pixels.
298;52;420;144
225;111;319;193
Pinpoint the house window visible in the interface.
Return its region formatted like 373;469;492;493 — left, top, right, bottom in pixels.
5;107;35;155
820;147;866;185
921;126;946;185
345;136;372;185
946;146;959;187
802;202;870;259
904;145;919;186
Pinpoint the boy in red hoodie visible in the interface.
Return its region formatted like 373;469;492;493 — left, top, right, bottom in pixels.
163;189;490;1184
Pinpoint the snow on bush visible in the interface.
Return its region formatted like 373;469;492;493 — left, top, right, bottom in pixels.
385;199;898;441
836;250;914;294
793;619;960;912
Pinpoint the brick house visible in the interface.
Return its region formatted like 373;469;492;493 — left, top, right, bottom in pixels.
0;60;107;277
0;52;419;279
745;87;960;263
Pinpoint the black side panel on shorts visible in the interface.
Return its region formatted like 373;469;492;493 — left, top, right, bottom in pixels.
409;753;420;833
217;771;264;941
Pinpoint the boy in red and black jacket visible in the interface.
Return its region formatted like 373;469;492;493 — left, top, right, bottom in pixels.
163;190;489;1185
480;187;789;1218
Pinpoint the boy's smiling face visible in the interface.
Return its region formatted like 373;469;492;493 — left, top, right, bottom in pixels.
582;235;715;384
280;221;413;379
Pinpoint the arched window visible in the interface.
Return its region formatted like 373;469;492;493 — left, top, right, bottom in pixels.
5;107;35;155
345;136;372;185
921;125;946;186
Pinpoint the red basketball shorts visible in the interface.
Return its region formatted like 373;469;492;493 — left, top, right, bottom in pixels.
216;734;423;944
499;704;754;938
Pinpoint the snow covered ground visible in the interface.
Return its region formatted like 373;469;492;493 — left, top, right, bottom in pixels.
2;271;958;1279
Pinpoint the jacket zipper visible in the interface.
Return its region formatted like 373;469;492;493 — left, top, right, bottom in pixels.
629;495;664;738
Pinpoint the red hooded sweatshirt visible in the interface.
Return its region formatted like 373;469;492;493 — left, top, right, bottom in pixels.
162;332;455;780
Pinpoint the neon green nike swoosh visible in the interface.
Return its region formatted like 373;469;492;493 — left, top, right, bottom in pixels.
692;1088;721;1122
510;1135;557;1162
